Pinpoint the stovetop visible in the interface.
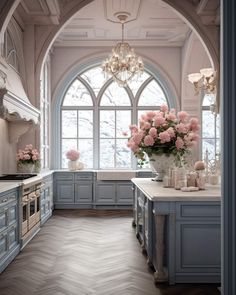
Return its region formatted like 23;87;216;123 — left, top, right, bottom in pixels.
0;174;37;180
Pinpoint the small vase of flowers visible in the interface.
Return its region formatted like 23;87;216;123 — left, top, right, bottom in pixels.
127;104;200;180
16;144;40;173
66;149;80;171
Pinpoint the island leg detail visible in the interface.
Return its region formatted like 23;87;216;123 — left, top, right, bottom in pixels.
154;214;168;283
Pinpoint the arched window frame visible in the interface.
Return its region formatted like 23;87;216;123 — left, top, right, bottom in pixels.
53;59;178;170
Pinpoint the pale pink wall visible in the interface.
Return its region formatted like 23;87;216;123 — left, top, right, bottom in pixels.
51;46;182;106
0;119;17;174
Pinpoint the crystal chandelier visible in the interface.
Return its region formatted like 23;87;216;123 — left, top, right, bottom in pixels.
102;14;144;87
188;68;217;95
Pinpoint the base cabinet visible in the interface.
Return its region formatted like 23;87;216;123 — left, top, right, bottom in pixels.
0;188;20;273
54;172;94;209
95;181;133;208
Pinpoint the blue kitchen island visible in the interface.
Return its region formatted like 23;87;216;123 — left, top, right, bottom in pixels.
132;178;221;285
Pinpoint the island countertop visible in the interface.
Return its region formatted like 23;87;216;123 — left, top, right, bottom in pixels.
131;178;221;202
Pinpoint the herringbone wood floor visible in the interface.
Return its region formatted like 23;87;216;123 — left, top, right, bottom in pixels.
0;210;220;295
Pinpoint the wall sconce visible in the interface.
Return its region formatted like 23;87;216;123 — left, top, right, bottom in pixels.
188;68;217;95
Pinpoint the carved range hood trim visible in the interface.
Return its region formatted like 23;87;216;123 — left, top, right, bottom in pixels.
0;60;40;142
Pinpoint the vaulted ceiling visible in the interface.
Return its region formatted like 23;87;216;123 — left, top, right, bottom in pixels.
14;0;220;48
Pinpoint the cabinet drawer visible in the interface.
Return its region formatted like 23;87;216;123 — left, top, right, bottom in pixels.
54;173;74;181
0;191;17;206
176;203;221;219
8;202;17;225
75;172;94;181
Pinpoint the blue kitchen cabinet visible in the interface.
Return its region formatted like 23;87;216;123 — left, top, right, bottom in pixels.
0;187;20;273
54;172;94;209
95;182;116;204
116;182;133;204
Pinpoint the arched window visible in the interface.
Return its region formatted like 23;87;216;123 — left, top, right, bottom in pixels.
60;66;169;169
202;93;220;161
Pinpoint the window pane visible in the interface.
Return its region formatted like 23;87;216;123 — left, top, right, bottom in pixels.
78;111;93;138
100;110;115;138
116;139;131;168
202;111;215;138
128;72;150;96
202;139;215;161
81;67;109;96
100;83;131;106
62;110;77;138
216;114;220;138
61;139;77;168
116;111;131;138
138;80;167;106
202;93;215;106
216;139;221;155
100;139;115;168
63;79;93;106
79;139;93;168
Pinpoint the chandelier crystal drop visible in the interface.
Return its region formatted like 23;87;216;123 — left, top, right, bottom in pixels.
102;14;144;87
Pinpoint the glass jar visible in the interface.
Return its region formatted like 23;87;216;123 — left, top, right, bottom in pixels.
174;167;187;190
196;170;206;190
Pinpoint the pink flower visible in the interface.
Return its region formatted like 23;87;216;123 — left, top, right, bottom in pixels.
153;115;166;127
159;131;171;143
129;124;138;134
66;149;80;161
143;122;151;130
24;154;31;160
166;112;176;121
32;155;38;161
127;140;139;152
144;135;155;146
149;127;157;138
175;137;184;149
146;111;156;120
25;144;33;150
167;127;175;138
141;114;148;121
133;132;144;145
175;123;188;133
160;104;169;113
178;111;189;122
189;118;200;132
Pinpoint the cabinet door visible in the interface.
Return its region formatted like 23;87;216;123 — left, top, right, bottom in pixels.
55;181;74;203
0;210;7;233
8;225;18;251
116;182;133;204
75;182;93;203
95;182;116;204
8;202;17;225
0;231;7;259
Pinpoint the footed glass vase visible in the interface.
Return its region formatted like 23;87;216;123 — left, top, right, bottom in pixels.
149;154;175;181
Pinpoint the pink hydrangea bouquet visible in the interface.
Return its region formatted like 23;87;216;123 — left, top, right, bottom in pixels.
16;144;40;171
66;149;80;161
127;104;200;166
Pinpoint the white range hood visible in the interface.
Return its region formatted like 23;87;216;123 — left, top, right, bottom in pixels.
0;59;40;142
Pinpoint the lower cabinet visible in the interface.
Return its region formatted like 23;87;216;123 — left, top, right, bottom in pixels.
95;181;133;207
41;174;53;225
0;188;20;273
53;172;134;209
54;172;94;209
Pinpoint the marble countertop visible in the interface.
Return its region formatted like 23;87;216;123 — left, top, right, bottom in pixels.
132;178;221;202
0;182;21;194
